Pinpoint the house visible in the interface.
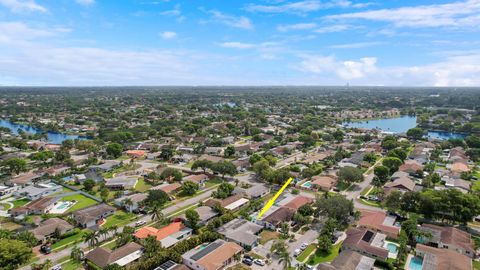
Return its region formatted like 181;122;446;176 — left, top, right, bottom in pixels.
89;160;120;172
233;184;269;199
418;224;475;258
114;193;148;212
259;207;295;230
0;184;19;198
9;197;58;217
414;244;472;270
31;217;73;243
126;150;146;159
182;239;243;270
197;154;224;163
384;177;415;193
217;218;263;249
302;151;331;164
390;171;410;180
317;250;375;270
105;175;138;190
45;166;70;176
232;158;250;171
449;161;470;173
86;242;143;268
152;182;182;195
204;147;225;156
342;228;389;261
444;177;471;193
13;182;62;200
204;194;249;211
283;195;314;211
154;261;190;270
73;203;116;228
399;160;424;175
134;221;192;248
183;174;209;187
310;175;338;191
9;172;43;186
178;206;218;225
357;210;401;239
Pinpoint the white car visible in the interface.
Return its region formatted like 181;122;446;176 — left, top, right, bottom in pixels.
254;259;265;266
300;242;308;250
294;248;302;257
135;220;146;227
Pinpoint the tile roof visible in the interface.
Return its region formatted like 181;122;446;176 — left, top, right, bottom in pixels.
416;244;472;270
134;221;186;241
283;195;314;210
420;224;474;254
73;203;115;224
343;227;389;260
263;207;295;226
191;240;243;270
357;210;400;238
86;242;143;268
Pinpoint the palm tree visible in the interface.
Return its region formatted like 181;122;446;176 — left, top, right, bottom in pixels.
297;263;309;270
149;204;164;223
123;198;134;212
70;245;84;262
82;230;100;248
42;259;53;270
109;225;118;235
99;227;110;241
278;251;291;270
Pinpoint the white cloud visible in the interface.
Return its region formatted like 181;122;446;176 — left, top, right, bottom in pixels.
206;10;253;30
0;0;47;13
277;23;317;32
161;4;185;22
298;53;480;86
160;31;177;40
314;24;354;33
0;22;69;45
325;0;480;28
75;0;95;6
220;42;256;49
330;41;384;49
246;0;370;14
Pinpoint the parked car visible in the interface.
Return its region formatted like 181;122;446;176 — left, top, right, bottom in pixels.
40;245;51;254
242;258;253;266
135;220;146;227
254;259;265;266
300;242;308;250
244;255;253;261
294;248;301;257
52;266;62;270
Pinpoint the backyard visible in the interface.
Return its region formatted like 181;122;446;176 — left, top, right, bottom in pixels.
134;178;152;192
102;211;136;228
60;193;98;213
307;242;342;265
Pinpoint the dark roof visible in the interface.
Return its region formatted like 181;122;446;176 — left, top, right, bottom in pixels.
263;207;295;226
73;203;115;224
343;227;389;260
86;242;142;268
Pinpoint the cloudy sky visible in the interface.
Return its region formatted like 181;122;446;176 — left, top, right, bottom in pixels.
1;0;480;86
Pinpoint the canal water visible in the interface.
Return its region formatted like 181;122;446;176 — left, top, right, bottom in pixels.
0;119;87;144
343;116;467;140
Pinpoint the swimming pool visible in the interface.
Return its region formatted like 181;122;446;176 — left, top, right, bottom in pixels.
409;256;423;270
386;242;398;253
301;181;312;188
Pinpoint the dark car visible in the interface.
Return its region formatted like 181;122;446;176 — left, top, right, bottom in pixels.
244;255;253;261
242;258;253;266
40;245;52;254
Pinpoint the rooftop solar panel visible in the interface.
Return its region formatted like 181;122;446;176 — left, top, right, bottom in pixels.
191;241;223;261
362;230;374;243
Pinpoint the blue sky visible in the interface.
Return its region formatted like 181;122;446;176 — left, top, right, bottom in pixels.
0;0;479;86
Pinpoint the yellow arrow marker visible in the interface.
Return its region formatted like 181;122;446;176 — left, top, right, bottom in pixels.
256;177;293;220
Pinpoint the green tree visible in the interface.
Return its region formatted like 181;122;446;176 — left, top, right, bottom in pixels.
388;148;408;161
106;143;123;158
70;245;84;262
82;230;100;248
191;159;213;173
0;238;32;270
315;195;353;226
185;209;200;230
224;145;235;157
374;165;390;181
145;189;170;208
338;166;364;185
1;157;27;175
317;234;332;253
406;128;425;140
383;190;402;213
181;181;199;196
382;157;403;173
83;179;96;192
160;167;182;182
211;161;237;179
213;182;234;199
15;231;37;247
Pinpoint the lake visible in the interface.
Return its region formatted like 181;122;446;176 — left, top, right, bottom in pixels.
0;119;87;144
343;116;467;140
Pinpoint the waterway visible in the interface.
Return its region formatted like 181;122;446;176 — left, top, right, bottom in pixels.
0;119;87;144
343;116;467;140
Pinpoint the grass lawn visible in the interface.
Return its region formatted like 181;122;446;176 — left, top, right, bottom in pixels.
336;182;351;191
307;242;342;265
61;193;98;213
51;230;87;250
0;218;22;231
102;240;117;250
135;178;152;192
11;198;30;207
473;181;480;192
361;185;372;196
473;260;480;270
359;198;382;208
103;211;136;229
205;177;223;188
226;264;249;270
297;244;316;262
258;230;279;245
61;260;82;270
0;202;11;210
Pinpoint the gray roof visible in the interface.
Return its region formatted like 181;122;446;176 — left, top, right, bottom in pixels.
105;176;138;189
217;218;262;247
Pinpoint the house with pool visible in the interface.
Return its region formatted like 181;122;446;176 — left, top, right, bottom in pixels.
357;210;401;239
342;227;391;261
408;244;472;270
418;223;475;258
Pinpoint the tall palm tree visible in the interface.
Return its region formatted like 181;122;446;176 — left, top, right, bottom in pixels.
297;263;309;270
278;251;291;270
123;198;134;212
149;204;164;223
82;230;100;248
109;225;118;235
70;245;84;262
42;259;53;270
99;227;110;241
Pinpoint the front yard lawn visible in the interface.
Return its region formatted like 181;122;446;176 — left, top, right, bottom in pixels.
61;260;82;270
259;230;279;245
205;177;223;188
51;230;87;250
297;244;316;262
103;211;136;229
472;180;480;192
11;198;30;207
307;242;342;265
61;193;98;213
135;178;152;192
